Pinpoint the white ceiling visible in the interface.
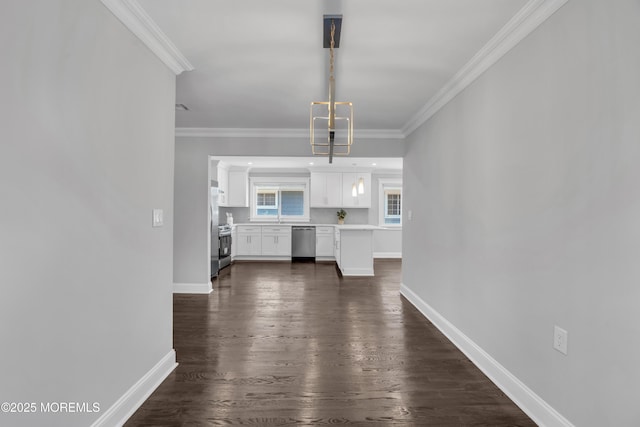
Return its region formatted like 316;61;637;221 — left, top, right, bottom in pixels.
138;0;528;132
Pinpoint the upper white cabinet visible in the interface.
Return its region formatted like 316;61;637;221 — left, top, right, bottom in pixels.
216;162;229;206
341;172;371;208
310;172;342;207
216;163;248;207
310;171;371;208
227;169;249;207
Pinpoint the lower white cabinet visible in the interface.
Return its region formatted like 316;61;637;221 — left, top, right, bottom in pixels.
261;226;292;257
231;228;237;259
334;228;341;269
316;226;335;259
236;226;262;256
334;228;374;276
233;224;374;275
235;225;292;258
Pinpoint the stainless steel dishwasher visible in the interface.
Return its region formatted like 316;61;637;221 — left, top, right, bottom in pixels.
291;226;316;261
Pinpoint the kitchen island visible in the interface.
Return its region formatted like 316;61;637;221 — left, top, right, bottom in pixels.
334;225;377;276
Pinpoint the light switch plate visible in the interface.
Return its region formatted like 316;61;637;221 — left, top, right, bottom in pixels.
152;209;163;227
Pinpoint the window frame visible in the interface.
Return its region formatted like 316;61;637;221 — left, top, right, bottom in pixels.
249;177;310;222
378;178;402;227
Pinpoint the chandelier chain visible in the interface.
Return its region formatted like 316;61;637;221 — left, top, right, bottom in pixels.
329;20;335;82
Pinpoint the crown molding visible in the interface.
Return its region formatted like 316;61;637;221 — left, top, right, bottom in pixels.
175;128;405;140
176;128;307;139
401;0;569;136
356;129;405;140
100;0;194;75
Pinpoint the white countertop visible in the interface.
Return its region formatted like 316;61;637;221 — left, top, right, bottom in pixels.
335;224;381;230
232;223;384;230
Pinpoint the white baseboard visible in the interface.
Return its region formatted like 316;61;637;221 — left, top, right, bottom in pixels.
173;282;212;294
373;252;402;259
234;256;291;261
340;267;375;276
400;284;574;427
90;349;178;427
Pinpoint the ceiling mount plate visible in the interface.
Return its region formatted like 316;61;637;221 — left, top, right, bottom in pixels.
323;15;342;48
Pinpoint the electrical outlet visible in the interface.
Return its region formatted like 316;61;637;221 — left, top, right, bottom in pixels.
553;326;568;355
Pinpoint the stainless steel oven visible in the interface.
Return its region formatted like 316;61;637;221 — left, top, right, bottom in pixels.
218;225;232;270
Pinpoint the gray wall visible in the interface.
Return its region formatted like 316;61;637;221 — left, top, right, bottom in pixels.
0;1;176;426
402;1;640;425
175;137;404;283
174;142;210;284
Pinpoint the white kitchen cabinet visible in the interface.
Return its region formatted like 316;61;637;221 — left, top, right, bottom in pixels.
310;172;343;207
235;226;261;256
334;227;374;276
316;226;335;259
231;228;237;259
261;226;292;257
216;163;229;206
334;227;341;270
341;172;371;208
227;169;249;207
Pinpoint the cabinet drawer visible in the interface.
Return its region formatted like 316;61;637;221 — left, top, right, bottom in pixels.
261;226;291;234
237;226;261;234
316;226;334;234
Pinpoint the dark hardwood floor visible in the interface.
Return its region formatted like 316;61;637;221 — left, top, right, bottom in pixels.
126;260;535;426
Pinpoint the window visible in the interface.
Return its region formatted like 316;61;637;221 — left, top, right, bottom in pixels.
280;191;304;216
256;189;278;216
250;177;310;222
379;179;402;227
384;190;401;224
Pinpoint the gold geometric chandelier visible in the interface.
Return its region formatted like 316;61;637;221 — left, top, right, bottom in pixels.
310;15;353;164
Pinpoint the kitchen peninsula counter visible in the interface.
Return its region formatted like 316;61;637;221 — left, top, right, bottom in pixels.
333;226;375;276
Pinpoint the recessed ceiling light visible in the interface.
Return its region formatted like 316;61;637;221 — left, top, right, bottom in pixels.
247;162;253;165
372;163;377;166
175;103;189;111
309;162;314;165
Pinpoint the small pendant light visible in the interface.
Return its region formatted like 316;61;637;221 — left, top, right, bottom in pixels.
351;163;359;197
